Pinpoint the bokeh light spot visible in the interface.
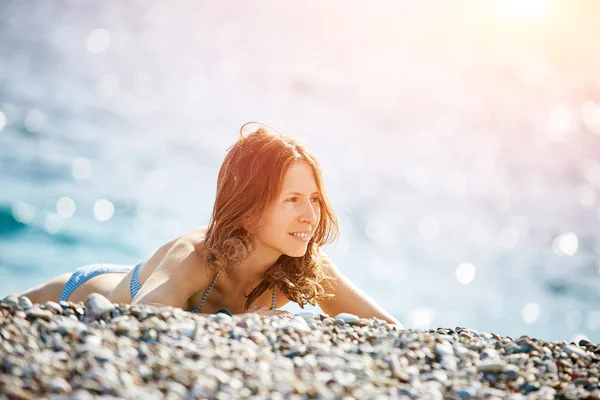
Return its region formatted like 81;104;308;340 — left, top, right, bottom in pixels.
56;197;76;218
495;0;551;20
72;157;92;181
0;111;5;132
11;201;35;224
552;232;578;256
456;263;476;285
93;199;114;222
44;213;63;235
86;28;111;54
586;311;600;330
570;333;589;345
521;303;541;324
581;100;600;134
24;109;46;133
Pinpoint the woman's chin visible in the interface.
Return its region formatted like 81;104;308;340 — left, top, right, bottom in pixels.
283;247;308;258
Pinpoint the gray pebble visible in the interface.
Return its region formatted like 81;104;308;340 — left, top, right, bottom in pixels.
18;296;33;310
564;344;588;358
2;295;19;307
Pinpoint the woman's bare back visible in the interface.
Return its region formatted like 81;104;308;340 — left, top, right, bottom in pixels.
107;227;208;304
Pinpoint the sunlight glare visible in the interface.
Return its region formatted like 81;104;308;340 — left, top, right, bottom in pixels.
456;263;476;285
94;199;115;222
552;232;578;256
495;0;552;20
56;196;76;218
521;303;541;324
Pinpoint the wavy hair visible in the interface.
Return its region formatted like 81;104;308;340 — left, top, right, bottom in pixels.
197;122;339;310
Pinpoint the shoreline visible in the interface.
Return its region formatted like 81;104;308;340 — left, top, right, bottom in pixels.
1;294;599;399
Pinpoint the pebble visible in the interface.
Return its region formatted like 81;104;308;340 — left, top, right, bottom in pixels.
18;296;33;309
0;299;599;399
334;312;359;324
565;344;589;359
84;293;115;318
298;310;315;320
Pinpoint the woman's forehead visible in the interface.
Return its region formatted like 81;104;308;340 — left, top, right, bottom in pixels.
280;162;319;193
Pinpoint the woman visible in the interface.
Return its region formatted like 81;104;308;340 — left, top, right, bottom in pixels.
19;122;403;326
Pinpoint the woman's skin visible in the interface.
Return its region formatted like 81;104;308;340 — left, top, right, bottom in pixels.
19;161;403;327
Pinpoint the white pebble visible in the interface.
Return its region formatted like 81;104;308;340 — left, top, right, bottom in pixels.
85;293;115;317
334;313;359;323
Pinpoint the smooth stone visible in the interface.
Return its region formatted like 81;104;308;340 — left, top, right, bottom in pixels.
82;335;102;346
298;311;315;320
545;361;558;374
435;342;454;357
505;343;522;354
285;317;311;333
503;364;520;380
441;356;457;371
2;295;18;307
457;387;477;398
56;316;89;336
85;293;115;318
44;301;63;313
564;344;588;358
480;348;500;360
70;389;94;400
477;360;506;373
334;313;359;323
48;377;72;393
18;296;33;309
213;313;233;323
175;322;195;339
26;306;53;321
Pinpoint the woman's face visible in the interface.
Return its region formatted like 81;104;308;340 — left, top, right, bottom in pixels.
253;161;321;258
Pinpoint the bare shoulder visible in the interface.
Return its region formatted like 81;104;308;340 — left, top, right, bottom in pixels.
132;228;212;309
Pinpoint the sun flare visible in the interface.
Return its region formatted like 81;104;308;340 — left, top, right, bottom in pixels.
495;0;552;20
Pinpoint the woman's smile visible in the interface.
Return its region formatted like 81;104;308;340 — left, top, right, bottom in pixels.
289;231;311;242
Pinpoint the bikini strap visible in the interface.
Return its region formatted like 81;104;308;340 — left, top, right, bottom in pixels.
191;270;278;313
191;270;221;313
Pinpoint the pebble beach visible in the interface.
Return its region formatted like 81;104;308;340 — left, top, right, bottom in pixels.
1;294;599;399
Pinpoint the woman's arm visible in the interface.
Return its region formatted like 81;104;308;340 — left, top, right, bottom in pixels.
318;257;405;328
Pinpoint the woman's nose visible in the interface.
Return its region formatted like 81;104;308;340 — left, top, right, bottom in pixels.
300;201;319;223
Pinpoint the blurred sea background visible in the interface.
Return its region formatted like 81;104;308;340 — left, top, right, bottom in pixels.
1;0;600;343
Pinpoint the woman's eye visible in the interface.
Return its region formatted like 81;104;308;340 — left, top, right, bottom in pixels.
287;197;298;203
311;197;320;203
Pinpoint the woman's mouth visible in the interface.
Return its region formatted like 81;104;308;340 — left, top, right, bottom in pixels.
289;232;310;242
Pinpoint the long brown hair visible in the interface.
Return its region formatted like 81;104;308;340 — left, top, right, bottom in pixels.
197;122;339;310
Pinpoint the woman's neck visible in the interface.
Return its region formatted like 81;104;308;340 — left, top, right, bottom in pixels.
226;244;282;293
